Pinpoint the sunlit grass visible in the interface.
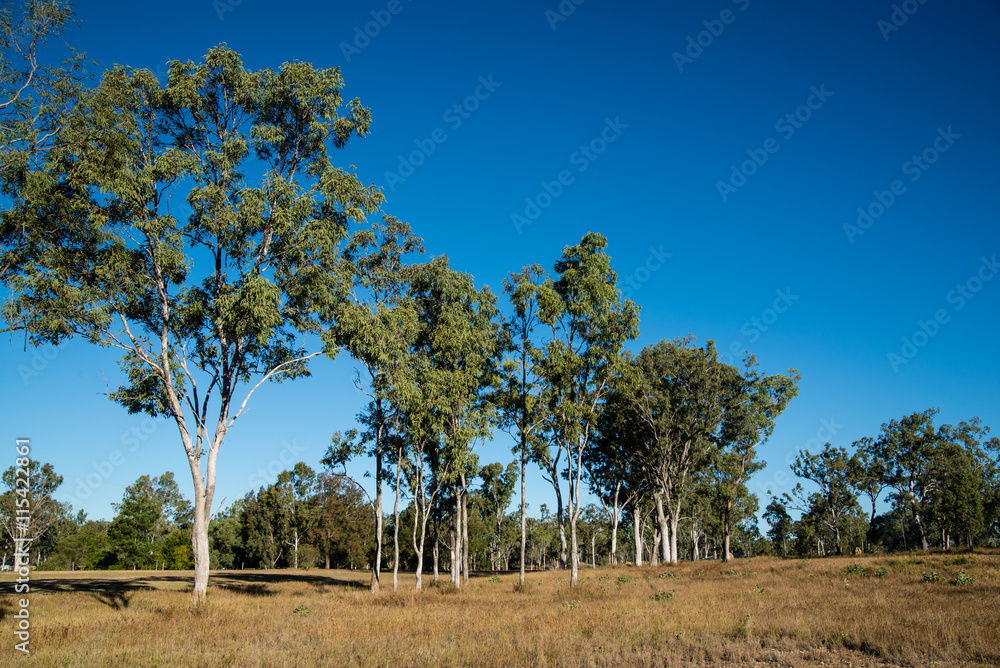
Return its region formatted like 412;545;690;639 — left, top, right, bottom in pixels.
2;550;998;666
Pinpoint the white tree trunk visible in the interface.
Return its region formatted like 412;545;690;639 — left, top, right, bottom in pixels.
633;510;643;566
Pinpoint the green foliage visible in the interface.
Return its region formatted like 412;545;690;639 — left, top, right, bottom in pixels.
0;460;66;555
953;569;974;586
844;563;866;576
954;555;970;565
922;571;941;583
617;575;632;584
658;571;675;579
651;590;674;601
489;575;502;583
107;484;160;569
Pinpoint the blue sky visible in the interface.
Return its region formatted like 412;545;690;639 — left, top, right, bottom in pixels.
2;0;999;525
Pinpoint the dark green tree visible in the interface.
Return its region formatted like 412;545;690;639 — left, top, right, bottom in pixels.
107;483;160;568
763;497;793;557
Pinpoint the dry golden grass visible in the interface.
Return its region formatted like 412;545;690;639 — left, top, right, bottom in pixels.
2;550;998;667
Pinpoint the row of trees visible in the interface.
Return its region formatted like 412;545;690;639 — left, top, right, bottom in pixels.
8;406;999;574
0;457;772;574
766;408;1000;557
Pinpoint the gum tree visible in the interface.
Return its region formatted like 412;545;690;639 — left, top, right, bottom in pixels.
404;257;501;591
0;0;88;286
321;216;422;593
1;47;382;605
623;338;730;564
498;264;549;584
535;233;639;588
714;355;799;561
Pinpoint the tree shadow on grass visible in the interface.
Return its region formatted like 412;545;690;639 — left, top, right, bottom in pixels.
16;570;367;603
90;590;133;610
215;582;274;597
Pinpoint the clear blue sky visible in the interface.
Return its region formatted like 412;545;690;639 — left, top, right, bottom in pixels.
2;0;999;524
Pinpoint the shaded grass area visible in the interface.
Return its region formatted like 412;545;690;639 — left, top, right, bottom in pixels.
2;550;999;666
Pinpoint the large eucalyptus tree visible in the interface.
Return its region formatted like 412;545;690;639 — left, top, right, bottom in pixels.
322;216;422;593
405;257;502;591
2;46;383;605
535;233;639;588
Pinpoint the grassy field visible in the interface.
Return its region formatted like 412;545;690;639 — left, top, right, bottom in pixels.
2;550;998;667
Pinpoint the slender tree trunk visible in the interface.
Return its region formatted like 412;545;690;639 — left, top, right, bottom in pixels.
570;511;579;587
432;528;439;583
722;500;733;563
449;514;458;585
519;434;527;587
914;510;929;550
392;445;402;594
451;487;460;587
554;483;567;569
461;477;470;586
413;494;423;591
633;508;643;566
371;448;383;594
654;492;670;564
669;498;682;565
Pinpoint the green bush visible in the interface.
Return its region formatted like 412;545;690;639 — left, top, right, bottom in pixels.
953;570;974;586
922;571;941;583
844;563;866;576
